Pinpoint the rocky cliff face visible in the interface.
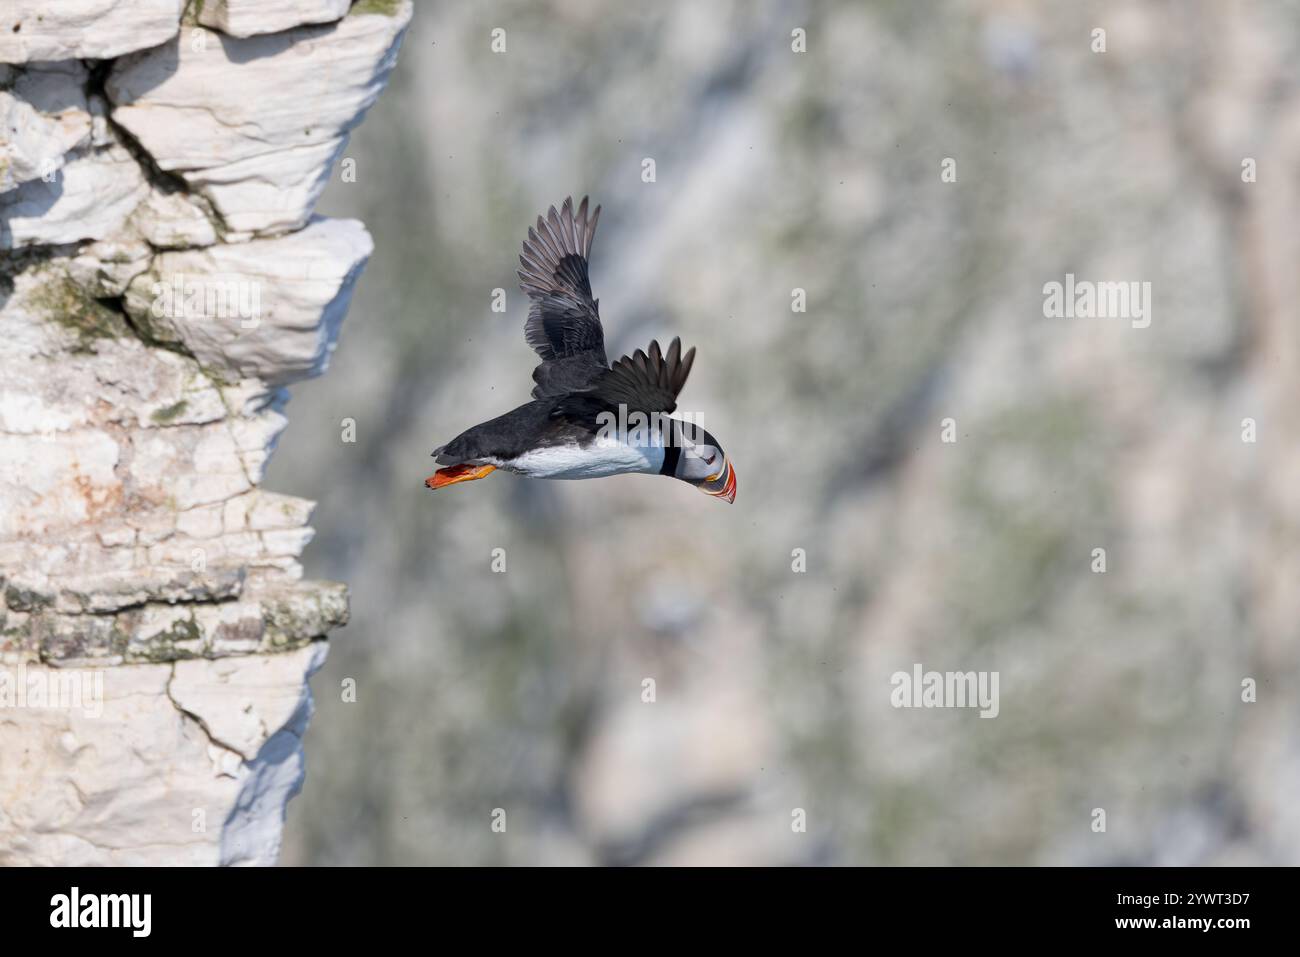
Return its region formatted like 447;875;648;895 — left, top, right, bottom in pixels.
0;0;411;865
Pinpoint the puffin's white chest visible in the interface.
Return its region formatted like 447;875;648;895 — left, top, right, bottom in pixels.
498;434;665;479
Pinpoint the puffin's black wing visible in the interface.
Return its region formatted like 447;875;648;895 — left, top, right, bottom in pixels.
561;337;696;417
518;196;608;397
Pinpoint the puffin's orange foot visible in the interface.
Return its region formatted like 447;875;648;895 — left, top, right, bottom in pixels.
425;463;497;490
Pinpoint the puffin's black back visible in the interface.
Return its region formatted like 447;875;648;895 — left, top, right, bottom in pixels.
432;398;599;465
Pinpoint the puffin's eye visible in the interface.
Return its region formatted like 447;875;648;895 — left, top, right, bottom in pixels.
703;452;716;466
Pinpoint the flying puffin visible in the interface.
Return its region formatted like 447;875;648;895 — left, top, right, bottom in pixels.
426;196;736;503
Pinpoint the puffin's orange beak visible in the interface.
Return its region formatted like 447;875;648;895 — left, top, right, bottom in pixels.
426;463;496;489
702;461;736;504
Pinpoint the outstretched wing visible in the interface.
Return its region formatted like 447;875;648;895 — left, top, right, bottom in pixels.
576;337;696;416
518;196;608;396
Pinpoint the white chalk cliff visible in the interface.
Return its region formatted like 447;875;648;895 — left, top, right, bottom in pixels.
0;0;412;865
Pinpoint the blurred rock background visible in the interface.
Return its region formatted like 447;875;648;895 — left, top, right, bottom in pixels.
272;0;1300;865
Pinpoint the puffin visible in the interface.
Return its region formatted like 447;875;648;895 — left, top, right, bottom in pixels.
426;196;736;504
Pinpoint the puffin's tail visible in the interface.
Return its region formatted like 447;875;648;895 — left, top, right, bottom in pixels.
431;442;467;466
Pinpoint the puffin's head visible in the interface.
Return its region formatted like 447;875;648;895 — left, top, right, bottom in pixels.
671;426;736;504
